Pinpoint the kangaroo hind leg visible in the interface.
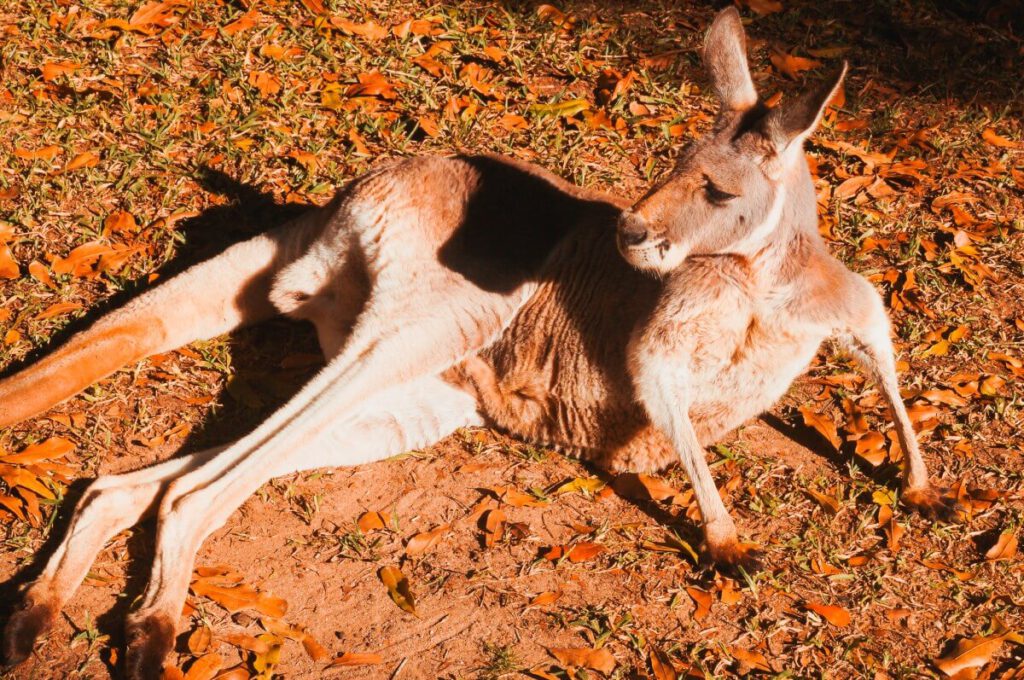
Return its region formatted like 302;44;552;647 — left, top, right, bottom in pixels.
121;375;481;679
2;447;224;666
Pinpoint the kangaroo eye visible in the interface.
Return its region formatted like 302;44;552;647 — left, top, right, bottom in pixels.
704;179;738;204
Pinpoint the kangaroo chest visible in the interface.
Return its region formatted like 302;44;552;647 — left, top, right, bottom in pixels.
682;295;825;442
649;258;829;443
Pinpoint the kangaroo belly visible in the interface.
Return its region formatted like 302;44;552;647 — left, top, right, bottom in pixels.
462;226;680;472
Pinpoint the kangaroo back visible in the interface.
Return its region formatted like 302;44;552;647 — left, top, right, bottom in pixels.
0;209;326;428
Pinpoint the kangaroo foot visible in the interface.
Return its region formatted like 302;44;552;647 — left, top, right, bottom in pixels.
2;597;55;666
124;612;176;680
704;536;761;573
902;485;958;521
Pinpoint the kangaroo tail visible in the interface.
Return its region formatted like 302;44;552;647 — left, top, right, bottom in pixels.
0;208;326;429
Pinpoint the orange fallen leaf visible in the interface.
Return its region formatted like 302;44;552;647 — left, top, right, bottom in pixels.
210;666;247;680
416;114;440;138
103;210;137;237
300;634;330;662
729;646;773;673
378;565;416;615
878;505;905;553
498;114;529;133
686;587;712;620
357;510;390;531
805;602;851;627
0;437;75;465
405;523;449;556
490;485;548;508
220;632;269;655
0;244;19;279
548;647;616;674
129;0;188;28
347;128;370;156
806;488;840;514
982;127;1022;149
187;625;212;655
255;593;287;618
934;630;1018;677
182;652;223;680
222;10;258;35
481;508;506;547
260;44;303;61
542;542;605;563
612;473;682;502
330;652;383;666
41;60;80;82
15;145;61;162
36;301;83;320
51;241;114;276
566;541;605;562
798;404;842;450
65;151;100;172
190;581;258;612
329;17;388;41
249;70;281;97
346;71;399;100
649;645;676;680
984;532;1018;562
920;559;974;581
536;4;576;31
392;17;443;38
770;48;822;79
528;591;562;607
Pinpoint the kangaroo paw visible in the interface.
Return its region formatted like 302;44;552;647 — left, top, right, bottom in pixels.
124;613;176;680
702;539;764;575
902;485;958;521
2;598;55;666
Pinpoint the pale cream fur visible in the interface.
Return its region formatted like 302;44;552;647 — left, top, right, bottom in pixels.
1;9;948;676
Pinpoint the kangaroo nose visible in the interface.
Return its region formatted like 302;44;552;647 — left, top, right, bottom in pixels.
620;228;648;247
618;213;649;247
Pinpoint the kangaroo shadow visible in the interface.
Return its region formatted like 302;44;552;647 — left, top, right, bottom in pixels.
539;0;1023;112
0;169;325;666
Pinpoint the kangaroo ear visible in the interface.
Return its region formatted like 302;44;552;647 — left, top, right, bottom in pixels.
704;7;758;111
763;62;847;154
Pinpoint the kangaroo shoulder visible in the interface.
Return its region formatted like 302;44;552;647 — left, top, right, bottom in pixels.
794;250;879;326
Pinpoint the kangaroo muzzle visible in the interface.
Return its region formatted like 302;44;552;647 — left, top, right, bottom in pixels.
617;211;650;248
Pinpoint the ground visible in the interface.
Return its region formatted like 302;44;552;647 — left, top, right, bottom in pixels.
0;0;1023;678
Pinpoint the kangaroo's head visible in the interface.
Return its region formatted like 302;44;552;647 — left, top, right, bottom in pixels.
617;7;846;275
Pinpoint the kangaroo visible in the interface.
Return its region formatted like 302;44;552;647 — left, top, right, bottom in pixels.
2;9;949;678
